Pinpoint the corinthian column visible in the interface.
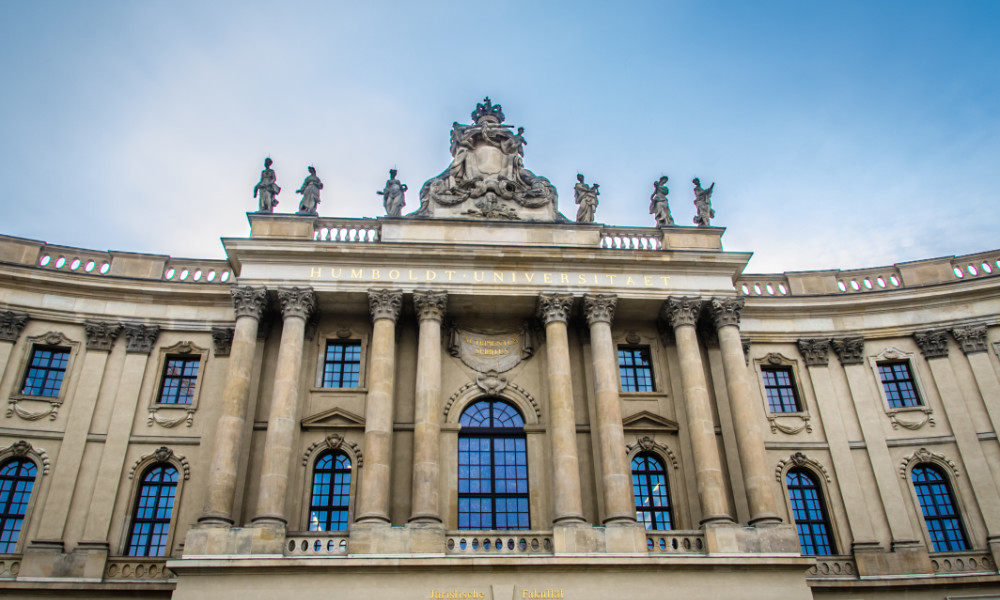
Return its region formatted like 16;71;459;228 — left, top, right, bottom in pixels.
355;289;403;523
252;287;316;525
583;294;636;524
537;293;585;525
200;287;268;524
409;290;447;524
709;297;780;526
663;297;732;524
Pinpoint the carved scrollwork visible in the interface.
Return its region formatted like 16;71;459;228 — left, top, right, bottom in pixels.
367;289;403;322
831;337;865;365
888;409;934;430
212;326;235;356
775;452;830;482
277;287;317;321
0;440;50;474
147;407;195;428
709;297;744;329
444;379;540;422
302;433;364;467
0;310;29;342
414;290;448;322
536;293;573;325
476;370;508;395
582;294;617;326
625;436;678;469
128;447;190;480
123;324;160;354
797;338;831;367
951;325;988;355
662;297;702;329
84;321;122;351
231;286;268;320
7;399;60;421
768;414;813;435
900;447;959;480
914;329;949;359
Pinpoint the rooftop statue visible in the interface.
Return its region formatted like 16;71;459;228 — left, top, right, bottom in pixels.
253;158;280;213
296;166;322;216
692;178;715;227
377;169;407;217
574;174;599;223
414;97;563;222
649;175;674;227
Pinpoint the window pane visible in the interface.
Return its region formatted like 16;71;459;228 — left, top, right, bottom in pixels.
785;469;834;555
323;341;362;388
309;451;352;531
126;465;178;557
762;367;800;413
911;465;968;552
631;453;672;530
878;361;922;408
21;347;70;397
618;346;654;392
0;459;37;553
158;356;200;404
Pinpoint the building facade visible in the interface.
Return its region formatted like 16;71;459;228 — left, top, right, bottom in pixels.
1;102;1000;599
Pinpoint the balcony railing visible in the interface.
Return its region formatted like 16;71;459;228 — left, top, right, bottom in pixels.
446;531;553;555
285;532;350;556
645;531;706;554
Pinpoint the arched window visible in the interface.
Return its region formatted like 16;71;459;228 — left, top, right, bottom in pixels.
126;464;178;557
309;451;352;531
0;458;37;553
911;464;968;552
786;468;835;556
458;399;529;530
632;453;672;530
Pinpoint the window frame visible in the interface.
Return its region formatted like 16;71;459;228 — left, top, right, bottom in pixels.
867;347;934;430
118;448;188;558
123;463;180;558
0;457;39;554
617;344;656;393
146;341;209;428
754;353;812;435
760;365;802;413
784;467;837;556
876;360;922;409
904;459;971;553
308;450;353;532
631;452;674;531
9;332;80;404
319;340;363;389
311;325;371;392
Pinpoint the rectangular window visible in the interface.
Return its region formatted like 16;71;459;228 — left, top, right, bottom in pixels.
762;367;801;413
877;361;922;408
618;346;654;392
21;346;70;397
157;356;201;404
322;341;362;388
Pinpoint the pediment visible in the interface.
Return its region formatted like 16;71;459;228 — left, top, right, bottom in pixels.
301;407;366;429
621;411;678;433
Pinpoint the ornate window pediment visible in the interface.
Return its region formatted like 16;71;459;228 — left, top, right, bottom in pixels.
147;341;208;428
868;347;934;430
754;353;811;435
8;331;81;422
621;411;679;434
301;407;366;430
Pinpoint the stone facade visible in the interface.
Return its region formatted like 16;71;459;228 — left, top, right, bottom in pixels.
0;215;999;600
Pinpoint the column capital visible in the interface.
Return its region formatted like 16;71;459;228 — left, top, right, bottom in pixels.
231;286;268;320
583;294;617;326
797;338;831;367
951;325;988;355
413;290;448;322
277;287;316;321
831;337;865;365
0;310;29;342
124;324;160;354
368;289;403;322
914;329;949;359
84;320;122;352
536;293;574;325
662;296;703;329
709;297;744;328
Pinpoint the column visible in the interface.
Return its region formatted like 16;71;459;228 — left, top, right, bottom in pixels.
0;310;29;373
537;293;585;524
663;297;732;524
252;287;316;525
709;298;780;525
355;289;403;523
583;294;635;524
200;286;267;524
409;290;447;524
952;325;1000;439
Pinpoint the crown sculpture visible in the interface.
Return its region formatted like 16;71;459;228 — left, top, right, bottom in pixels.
413;98;562;222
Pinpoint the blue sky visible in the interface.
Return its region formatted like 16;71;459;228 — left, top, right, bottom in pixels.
1;1;997;273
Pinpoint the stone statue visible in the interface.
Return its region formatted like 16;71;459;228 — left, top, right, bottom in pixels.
253;158;280;213
574;174;599;223
295;166;323;216
377;169;408;217
649;176;674;227
414;98;562;222
692;178;716;227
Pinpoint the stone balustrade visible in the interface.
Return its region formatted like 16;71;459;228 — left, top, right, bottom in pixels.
446;531;553;555
599;227;663;250
930;551;995;574
104;557;175;580
0;555;20;579
162;258;232;284
806;556;857;579
314;219;381;243
738;275;791;297
951;250;1000;282
645;531;706;554
285;533;350;556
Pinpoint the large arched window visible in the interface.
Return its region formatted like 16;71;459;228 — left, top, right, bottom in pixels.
309;451;352;531
632;453;672;530
911;464;968;552
0;458;37;553
126;464;178;557
458;399;529;530
786;468;835;556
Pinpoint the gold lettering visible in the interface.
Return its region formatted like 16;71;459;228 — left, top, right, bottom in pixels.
351;268;364;279
593;274;599;285
474;271;485;282
408;269;418;281
644;275;653;287
523;272;536;283
494;271;505;283
426;270;437;281
372;269;381;280
310;266;322;278
511;272;516;283
605;274;617;285
445;270;456;281
560;273;569;284
626;276;636;286
331;268;342;279
388;269;400;280
578;274;587;284
543;273;552;283
660;276;670;286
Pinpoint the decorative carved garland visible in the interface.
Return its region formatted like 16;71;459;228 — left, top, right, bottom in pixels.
7;399;60;421
128;447;190;480
625;436;678;469
899;447;959;480
774;452;831;482
302;433;364;467
0;440;50;475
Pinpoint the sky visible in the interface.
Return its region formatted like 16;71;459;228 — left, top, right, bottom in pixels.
1;1;998;274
